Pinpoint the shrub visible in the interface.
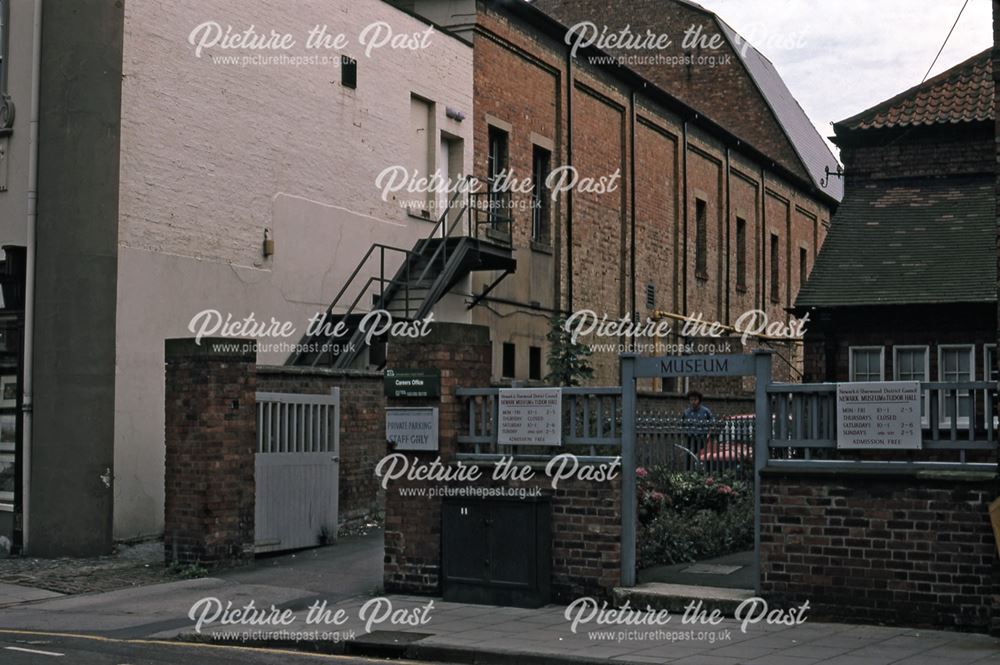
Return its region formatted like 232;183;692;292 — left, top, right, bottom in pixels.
635;467;753;569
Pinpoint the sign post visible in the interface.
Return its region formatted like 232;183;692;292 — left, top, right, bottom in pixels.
619;352;771;590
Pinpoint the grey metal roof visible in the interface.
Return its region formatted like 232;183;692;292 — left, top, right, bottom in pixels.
715;19;844;201
795;176;996;308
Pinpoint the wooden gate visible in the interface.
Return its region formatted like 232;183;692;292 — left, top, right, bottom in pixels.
254;390;340;553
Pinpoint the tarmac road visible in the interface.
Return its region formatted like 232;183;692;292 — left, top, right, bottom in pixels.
0;629;444;665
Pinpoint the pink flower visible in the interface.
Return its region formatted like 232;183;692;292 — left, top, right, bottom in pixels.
717;484;734;495
651;491;665;502
636;467;649;479
704;476;715;486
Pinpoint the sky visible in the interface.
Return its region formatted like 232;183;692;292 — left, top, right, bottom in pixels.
698;0;993;157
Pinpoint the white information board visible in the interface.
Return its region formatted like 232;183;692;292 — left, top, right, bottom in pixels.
386;407;439;452
836;381;922;450
497;388;562;446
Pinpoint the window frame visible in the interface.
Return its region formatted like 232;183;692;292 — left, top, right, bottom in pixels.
769;233;780;303
501;341;516;379
984;344;997;426
530;144;551;244
893;345;929;426
735;217;747;291
528;345;542;382
848;346;884;382
487;125;511;230
694;199;708;279
937;344;975;429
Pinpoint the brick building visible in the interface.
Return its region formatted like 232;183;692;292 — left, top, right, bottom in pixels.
796;50;997;397
396;0;842;385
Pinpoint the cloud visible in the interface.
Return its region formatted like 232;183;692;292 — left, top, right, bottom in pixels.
699;0;993;153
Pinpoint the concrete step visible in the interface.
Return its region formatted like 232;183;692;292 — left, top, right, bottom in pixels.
613;583;755;616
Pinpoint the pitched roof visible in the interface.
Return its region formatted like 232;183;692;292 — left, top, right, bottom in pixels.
795;176;996;308
530;0;843;202
714;19;843;201
836;48;994;132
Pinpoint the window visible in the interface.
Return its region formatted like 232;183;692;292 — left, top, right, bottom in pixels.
487;126;510;229
645;283;655;310
501;342;516;379
531;145;551;243
939;345;974;426
769;233;780;303
409;95;434;217
735;217;747;290
894;346;929;423
799;247;808;287
695;199;708;278
984;345;997;424
529;346;542;381
341;56;357;88
849;347;884;382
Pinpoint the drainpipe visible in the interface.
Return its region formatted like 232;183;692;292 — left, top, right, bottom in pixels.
21;0;42;553
681;121;688;316
629;89;636;319
724;147;731;326
565;49;574;311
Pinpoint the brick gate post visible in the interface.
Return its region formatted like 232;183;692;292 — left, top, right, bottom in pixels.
163;338;256;567
382;323;492;593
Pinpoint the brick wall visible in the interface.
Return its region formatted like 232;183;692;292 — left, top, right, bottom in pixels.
164;338;255;566
256;366;385;526
466;2;833;387
383;323;493;593
839;125;994;181
382;322;624;601
760;470;1000;632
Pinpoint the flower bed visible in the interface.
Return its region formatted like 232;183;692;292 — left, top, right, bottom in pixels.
636;466;753;569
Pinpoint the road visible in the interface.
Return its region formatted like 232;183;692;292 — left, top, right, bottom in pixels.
0;629;443;665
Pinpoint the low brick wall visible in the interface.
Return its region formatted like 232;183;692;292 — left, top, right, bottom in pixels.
384;472;621;602
761;469;1000;632
257;366;385;526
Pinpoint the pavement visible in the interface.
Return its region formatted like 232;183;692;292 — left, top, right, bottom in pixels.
0;530;997;665
638;551;755;590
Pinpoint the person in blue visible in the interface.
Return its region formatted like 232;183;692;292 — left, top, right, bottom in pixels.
683;390;713;421
682;390;713;467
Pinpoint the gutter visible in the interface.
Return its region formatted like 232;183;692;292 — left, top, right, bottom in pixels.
21;0;42;553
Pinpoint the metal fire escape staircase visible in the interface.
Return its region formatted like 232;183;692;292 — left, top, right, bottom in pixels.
287;185;516;369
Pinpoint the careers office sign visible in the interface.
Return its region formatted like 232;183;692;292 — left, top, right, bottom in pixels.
836;381;922;450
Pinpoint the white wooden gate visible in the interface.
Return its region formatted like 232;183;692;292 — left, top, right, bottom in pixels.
255;390;340;553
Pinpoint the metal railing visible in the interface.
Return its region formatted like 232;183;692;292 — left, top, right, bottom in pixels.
636;415;755;481
455;387;621;461
766;381;999;471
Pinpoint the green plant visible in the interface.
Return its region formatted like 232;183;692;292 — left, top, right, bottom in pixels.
635;467;753;569
168;561;209;579
545;315;594;386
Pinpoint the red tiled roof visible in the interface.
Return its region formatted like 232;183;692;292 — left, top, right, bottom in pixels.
837;48;994;131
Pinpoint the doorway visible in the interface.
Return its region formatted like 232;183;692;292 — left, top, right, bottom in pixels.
620;352;772;593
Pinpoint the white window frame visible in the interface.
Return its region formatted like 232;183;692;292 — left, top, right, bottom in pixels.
937;344;975;429
849;346;884;382
984;344;997;427
893;345;929;427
